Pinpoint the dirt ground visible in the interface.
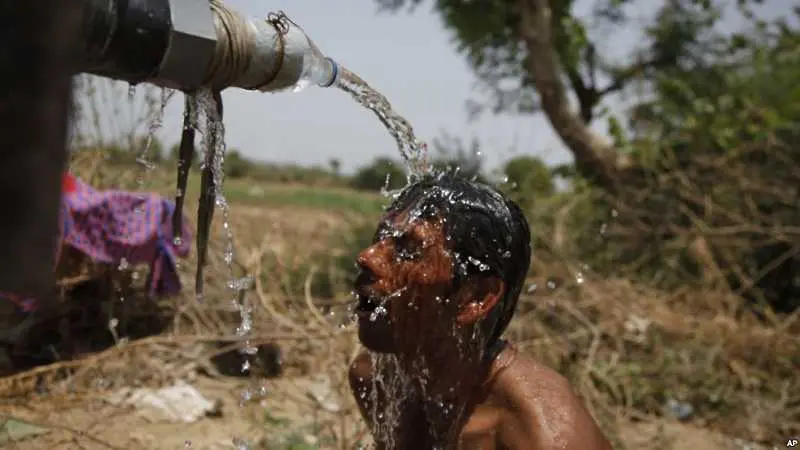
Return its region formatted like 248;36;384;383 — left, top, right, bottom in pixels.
0;373;774;450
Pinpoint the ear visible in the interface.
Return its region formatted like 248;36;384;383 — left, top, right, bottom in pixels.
455;277;505;327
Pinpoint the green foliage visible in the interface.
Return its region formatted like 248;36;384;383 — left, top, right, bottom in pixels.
166;142;199;168
224;149;251;179
373;0;800;310
350;157;407;192
261;221;379;299
258;412;336;449
247;163;346;187
374;0;738;120
76;136;165;167
574;23;800;309
499;155;555;210
326;221;380;289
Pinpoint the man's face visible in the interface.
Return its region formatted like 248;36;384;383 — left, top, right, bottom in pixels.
353;208;456;354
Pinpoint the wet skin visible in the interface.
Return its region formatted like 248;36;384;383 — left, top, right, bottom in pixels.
349;212;612;450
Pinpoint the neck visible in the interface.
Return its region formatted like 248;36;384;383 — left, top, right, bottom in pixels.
394;337;492;446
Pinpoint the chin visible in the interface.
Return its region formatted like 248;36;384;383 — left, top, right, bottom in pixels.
357;317;396;353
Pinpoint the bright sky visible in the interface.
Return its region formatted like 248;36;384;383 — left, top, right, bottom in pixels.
80;0;789;174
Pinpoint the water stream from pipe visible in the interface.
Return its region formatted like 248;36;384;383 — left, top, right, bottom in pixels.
334;67;430;184
163;58;435;448
330;65;451;448
119;87;174;341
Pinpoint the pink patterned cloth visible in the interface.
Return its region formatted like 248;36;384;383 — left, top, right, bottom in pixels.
1;173;192;312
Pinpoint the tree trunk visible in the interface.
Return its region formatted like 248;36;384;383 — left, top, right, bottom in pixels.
517;0;633;191
0;0;81;299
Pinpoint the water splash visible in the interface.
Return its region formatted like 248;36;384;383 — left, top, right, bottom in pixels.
192;89;233;298
232;437;251;450
368;353;410;449
335;67;430;181
193;90;255;346
135;88;175;189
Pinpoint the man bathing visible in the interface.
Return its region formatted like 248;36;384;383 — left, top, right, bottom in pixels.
349;174;611;449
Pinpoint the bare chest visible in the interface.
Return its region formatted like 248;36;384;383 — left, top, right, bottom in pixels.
456;404;503;450
377;403;502;450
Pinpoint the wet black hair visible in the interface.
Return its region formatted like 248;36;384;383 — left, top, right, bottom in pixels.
384;172;532;347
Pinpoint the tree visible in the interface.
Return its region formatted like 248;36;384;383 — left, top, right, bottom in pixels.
501;155;554;209
224;149;251;179
351;157;407;192
376;0;800;310
372;0;759;190
329;158;342;176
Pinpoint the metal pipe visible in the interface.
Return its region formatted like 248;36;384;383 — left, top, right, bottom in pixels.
78;0;339;92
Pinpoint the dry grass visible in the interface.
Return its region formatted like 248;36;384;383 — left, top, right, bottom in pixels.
0;158;797;449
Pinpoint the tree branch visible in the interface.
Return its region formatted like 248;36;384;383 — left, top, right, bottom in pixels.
516;0;632;190
565;67;597;123
597;56;670;97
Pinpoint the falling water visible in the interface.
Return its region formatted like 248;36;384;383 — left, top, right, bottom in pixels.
135;89;175;188
335;67;430;181
192;90;258;449
194;90;255;350
193;90;234;270
369;353;411;449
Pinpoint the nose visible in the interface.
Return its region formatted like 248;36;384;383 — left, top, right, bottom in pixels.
356;242;387;278
356;246;376;273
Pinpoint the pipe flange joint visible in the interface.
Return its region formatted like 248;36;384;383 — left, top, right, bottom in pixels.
158;0;217;90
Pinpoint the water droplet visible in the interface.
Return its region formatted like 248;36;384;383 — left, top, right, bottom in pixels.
232;437;250;450
526;283;538;294
546;278;557;290
369;305;387;322
131;271;140;281
184;441;192;447
240;389;253;404
117;258;129;271
172;236;183;246
241;345;258;355
575;272;585;285
127;84;136;98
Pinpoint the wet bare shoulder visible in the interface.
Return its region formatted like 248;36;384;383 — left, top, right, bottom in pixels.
493;355;612;450
348;350;378;425
349;351;375;393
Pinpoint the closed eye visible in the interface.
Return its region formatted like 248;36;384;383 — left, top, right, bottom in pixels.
394;235;422;261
